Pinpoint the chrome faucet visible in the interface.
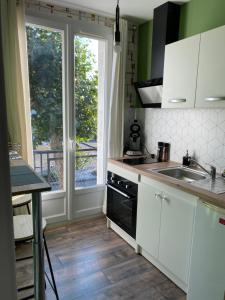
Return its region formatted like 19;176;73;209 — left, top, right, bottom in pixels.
190;159;216;180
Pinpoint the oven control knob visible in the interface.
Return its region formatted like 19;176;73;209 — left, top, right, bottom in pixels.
117;180;123;185
109;177;116;183
125;184;131;189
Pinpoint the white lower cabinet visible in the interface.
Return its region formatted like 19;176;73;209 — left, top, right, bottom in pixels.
158;188;197;284
136;177;197;289
188;201;225;300
136;183;162;259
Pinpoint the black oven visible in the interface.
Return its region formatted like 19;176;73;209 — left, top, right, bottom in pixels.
106;171;138;239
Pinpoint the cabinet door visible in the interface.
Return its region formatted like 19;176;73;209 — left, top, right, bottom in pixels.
136;183;162;259
188;201;225;300
162;35;200;108
158;189;196;284
196;25;225;108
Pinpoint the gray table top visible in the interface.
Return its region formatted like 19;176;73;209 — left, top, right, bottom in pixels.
10;159;51;196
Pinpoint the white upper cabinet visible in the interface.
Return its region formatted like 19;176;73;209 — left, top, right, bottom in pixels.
162;35;200;108
195;25;225;108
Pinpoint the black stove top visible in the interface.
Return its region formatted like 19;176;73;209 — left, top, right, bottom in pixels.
120;157;159;166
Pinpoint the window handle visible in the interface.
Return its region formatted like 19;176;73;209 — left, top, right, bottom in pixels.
162;194;168;202
68;139;75;150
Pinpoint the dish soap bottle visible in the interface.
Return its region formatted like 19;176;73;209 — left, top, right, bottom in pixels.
183;150;191;166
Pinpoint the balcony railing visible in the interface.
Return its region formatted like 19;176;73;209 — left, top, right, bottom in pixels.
33;143;97;190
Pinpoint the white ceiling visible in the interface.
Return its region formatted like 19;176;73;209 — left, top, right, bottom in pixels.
42;0;190;23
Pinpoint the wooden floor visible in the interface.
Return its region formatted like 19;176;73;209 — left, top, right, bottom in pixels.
16;216;186;300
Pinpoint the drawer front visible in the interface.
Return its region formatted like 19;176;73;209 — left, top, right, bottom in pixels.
108;162;139;183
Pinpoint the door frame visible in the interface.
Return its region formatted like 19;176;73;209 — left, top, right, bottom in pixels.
26;11;113;222
26;15;69;223
70;20;113;219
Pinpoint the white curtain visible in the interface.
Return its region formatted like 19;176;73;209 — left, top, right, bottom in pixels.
108;19;128;158
1;0;33;164
103;19;128;214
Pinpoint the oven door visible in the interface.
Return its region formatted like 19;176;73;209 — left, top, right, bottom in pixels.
106;184;137;239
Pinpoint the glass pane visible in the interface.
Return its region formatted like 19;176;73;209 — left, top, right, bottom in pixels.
26;24;64;191
74;36;105;188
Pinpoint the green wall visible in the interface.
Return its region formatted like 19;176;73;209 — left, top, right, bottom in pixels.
137;20;152;81
180;0;225;39
137;0;225;82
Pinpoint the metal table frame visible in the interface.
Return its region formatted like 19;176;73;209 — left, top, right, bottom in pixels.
11;159;51;299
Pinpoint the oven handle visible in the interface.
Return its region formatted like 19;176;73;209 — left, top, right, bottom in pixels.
107;184;131;199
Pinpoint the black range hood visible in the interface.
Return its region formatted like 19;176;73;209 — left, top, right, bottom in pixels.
135;2;180;108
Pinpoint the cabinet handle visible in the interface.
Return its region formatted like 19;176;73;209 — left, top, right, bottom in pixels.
168;98;186;103
205;97;225;102
161;194;169;202
155;192;162;200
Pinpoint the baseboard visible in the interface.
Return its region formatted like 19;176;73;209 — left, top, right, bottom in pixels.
45;207;104;226
46;214;105;229
45;213;67;224
73;206;103;219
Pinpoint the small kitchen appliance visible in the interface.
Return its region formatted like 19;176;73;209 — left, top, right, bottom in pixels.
126;119;143;156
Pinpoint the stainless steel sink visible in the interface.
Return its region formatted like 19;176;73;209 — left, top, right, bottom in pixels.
151;166;225;194
153;166;207;183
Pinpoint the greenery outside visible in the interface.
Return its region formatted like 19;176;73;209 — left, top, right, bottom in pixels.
26;25;98;189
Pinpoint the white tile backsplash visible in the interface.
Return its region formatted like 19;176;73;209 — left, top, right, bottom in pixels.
140;108;225;173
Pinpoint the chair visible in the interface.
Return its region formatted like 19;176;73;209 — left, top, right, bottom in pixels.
14;215;59;300
12;194;31;215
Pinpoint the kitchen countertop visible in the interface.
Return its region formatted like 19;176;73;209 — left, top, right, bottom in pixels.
108;158;225;210
10;159;51;195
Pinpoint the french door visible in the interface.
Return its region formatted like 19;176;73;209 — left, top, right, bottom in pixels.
73;34;108;187
26;15;112;222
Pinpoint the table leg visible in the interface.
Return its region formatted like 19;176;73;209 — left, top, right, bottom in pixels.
32;192;45;300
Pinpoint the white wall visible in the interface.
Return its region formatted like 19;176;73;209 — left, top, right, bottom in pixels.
138;108;225;173
73;187;105;219
42;192;67;223
42;188;105;223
